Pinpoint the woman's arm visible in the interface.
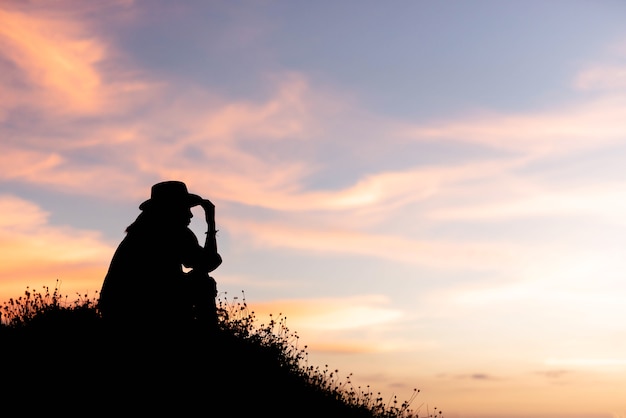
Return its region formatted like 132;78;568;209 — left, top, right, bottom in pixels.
180;199;222;273
200;199;222;272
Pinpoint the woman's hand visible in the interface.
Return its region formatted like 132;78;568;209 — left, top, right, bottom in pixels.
200;199;215;223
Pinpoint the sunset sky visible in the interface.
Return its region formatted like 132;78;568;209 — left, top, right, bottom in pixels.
2;1;626;416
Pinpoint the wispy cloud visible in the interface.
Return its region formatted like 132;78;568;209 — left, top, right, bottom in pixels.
403;95;626;158
455;373;502;381
224;217;522;270
426;182;626;222
0;2;152;118
574;65;626;91
245;294;427;354
535;370;572;380
544;358;626;368
250;294;402;331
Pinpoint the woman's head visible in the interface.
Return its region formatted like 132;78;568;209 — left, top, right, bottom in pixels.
126;181;200;232
139;181;202;212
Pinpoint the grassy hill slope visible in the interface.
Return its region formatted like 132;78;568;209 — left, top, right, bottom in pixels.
0;287;440;417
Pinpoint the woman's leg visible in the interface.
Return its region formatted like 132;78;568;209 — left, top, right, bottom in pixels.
187;270;218;328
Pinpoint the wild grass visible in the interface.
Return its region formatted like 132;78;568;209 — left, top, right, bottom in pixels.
0;284;443;418
0;281;98;328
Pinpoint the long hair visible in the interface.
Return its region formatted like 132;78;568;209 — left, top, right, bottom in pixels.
125;210;166;234
125;208;184;234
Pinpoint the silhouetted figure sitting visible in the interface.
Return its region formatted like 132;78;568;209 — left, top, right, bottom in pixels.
98;181;222;331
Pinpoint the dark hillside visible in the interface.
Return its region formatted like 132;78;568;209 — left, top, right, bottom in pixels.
0;288;438;417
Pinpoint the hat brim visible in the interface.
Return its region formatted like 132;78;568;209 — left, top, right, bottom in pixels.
139;193;202;211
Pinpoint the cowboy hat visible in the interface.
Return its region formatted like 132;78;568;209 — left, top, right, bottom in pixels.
139;180;202;211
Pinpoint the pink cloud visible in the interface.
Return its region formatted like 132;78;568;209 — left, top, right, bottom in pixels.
0;2;156;119
192;73;314;141
223;217;518;270
0;6;104;114
0;68;328;210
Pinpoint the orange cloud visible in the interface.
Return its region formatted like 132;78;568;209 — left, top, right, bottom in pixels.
0;6;105;114
0;2;155;118
239;294;418;354
0;195;113;303
0;146;149;203
0;149;64;181
249;295;402;331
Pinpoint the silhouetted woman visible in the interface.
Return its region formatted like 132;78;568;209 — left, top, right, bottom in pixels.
98;181;222;328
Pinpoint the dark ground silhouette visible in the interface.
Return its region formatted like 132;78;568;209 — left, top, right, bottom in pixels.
0;297;427;418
